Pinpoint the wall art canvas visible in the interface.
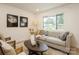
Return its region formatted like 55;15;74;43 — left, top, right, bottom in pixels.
7;14;18;27
20;16;28;27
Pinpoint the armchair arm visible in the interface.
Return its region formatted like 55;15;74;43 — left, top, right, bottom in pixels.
7;40;16;49
0;42;5;55
0;34;5;41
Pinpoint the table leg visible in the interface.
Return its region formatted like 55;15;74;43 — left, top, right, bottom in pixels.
28;50;32;55
41;52;43;55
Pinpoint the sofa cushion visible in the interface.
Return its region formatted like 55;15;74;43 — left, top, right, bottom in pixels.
0;40;16;55
41;36;65;46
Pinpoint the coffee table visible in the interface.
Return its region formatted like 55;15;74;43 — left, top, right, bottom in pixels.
24;40;48;55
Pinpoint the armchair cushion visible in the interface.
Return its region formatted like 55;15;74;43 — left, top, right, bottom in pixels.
0;40;16;55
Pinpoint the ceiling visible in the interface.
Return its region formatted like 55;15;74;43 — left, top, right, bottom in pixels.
5;3;67;14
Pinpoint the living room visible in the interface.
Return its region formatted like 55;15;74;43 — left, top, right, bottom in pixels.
0;3;79;55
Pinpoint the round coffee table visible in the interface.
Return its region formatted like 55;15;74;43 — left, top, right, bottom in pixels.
24;40;48;55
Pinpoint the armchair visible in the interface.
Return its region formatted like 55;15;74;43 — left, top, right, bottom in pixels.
0;40;27;55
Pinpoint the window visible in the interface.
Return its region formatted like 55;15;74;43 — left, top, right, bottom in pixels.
43;14;64;31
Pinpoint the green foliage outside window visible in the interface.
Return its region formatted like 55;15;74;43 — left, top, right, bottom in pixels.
43;13;64;31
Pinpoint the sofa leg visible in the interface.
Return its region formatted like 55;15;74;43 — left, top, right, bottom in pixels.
67;53;69;55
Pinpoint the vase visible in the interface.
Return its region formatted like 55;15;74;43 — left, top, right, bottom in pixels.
30;34;36;46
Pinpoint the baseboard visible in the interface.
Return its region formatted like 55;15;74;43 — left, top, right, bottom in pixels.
76;48;79;52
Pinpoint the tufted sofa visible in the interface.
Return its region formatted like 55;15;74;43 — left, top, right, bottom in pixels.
36;30;73;54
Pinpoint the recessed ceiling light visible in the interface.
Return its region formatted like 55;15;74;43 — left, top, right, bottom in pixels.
36;8;39;12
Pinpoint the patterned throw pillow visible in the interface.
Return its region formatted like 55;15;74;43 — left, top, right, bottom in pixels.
59;32;69;41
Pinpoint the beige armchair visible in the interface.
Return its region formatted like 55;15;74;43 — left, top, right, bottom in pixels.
0;40;27;55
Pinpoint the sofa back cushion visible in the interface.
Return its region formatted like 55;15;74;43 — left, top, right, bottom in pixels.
43;30;70;41
39;30;70;41
47;31;60;38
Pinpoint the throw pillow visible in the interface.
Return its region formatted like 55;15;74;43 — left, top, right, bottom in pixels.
30;34;36;46
59;32;69;41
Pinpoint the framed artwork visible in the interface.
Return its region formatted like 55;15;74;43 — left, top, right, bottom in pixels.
7;14;18;27
20;16;28;27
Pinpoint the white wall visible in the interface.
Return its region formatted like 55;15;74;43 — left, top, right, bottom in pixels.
0;3;79;48
0;4;35;43
36;4;79;48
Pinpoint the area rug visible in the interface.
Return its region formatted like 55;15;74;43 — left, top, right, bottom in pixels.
43;47;67;55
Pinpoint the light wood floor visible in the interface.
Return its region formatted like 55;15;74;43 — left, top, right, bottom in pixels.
20;41;79;55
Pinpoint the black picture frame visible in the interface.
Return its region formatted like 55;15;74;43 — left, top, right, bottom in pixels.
20;16;28;27
7;14;18;27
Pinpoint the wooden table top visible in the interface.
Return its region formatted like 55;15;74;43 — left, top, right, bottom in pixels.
24;40;48;52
